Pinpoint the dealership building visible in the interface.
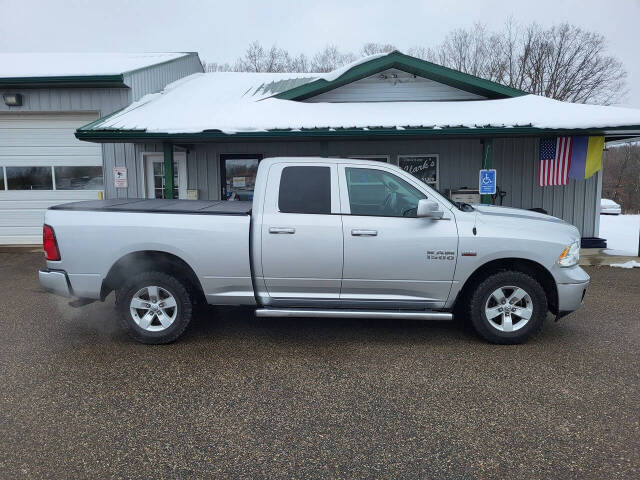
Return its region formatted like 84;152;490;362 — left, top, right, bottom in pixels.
0;52;202;243
3;51;640;243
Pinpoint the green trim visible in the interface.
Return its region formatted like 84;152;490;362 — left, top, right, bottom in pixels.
0;53;201;88
0;75;126;88
274;51;527;101
481;139;494;204
163;143;174;199
79;105;131;131
75;125;640;143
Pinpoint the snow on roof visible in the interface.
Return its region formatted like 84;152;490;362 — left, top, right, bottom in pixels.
0;53;190;78
83;69;640;135
317;52;388;82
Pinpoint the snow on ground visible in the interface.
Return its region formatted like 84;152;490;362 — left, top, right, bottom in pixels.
610;260;640;268
599;214;640;256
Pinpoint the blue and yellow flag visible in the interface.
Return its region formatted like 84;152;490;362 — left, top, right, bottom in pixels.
567;136;604;180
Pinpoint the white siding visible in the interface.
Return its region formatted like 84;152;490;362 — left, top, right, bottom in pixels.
305;69;486;103
0;113;102;244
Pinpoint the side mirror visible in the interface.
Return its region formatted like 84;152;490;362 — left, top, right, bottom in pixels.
416;199;444;219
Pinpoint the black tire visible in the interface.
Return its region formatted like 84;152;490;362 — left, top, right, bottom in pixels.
468;270;547;344
116;271;193;344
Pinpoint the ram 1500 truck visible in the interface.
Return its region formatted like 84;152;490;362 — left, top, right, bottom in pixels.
39;157;589;345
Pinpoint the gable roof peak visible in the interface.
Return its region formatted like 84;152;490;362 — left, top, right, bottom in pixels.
275;50;526;101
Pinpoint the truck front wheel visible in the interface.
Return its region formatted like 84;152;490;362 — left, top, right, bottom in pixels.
468;271;547;344
116;271;193;344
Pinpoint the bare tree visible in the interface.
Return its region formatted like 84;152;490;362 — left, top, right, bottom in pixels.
310;45;356;72
360;42;396;56
603;143;640;213
234;41;292;72
202;61;232;72
421;21;627;104
289;53;310;73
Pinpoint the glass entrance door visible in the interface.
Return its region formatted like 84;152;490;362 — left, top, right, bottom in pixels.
220;154;262;201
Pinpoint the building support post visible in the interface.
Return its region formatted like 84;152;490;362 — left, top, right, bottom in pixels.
163;142;174;199
481;139;493;204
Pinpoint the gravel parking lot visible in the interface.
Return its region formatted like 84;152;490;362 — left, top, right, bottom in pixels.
0;250;639;479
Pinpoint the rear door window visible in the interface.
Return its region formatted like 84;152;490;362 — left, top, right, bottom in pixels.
278;166;331;215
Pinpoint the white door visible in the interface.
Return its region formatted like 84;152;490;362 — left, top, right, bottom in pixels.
0;113;103;245
144;153;187;199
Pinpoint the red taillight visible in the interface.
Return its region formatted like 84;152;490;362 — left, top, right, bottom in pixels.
43;224;60;261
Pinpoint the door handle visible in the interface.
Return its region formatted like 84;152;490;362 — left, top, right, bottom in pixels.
269;227;296;234
351;229;378;236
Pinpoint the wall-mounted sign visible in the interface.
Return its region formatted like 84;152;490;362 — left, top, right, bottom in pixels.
113;167;128;188
479;169;497;195
398;155;438;187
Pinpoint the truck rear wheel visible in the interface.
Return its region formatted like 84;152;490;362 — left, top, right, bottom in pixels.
468;271;547;344
116;271;193;344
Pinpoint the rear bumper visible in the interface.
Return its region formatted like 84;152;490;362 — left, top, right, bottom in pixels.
39;269;71;298
557;280;589;313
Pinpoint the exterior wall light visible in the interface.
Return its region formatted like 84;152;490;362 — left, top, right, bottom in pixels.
3;93;23;106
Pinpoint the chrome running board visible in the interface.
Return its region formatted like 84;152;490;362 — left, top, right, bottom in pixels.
255;308;452;321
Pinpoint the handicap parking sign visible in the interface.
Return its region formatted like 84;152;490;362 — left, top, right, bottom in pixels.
479;169;496;195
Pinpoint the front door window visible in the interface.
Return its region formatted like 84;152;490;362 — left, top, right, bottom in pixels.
145;153;187;199
152;161;179;199
221;155;262;201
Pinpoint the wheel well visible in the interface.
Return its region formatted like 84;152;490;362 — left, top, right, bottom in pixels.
101;251;205;303
454;258;558;315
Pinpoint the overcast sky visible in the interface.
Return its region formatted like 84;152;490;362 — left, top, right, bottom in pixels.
2;0;640;107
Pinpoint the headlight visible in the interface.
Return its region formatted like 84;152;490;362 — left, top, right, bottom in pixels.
558;241;580;267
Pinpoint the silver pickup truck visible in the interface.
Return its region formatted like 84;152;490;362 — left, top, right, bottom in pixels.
39;157;589;345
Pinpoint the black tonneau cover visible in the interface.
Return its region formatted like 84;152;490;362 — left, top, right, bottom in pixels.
49;199;252;216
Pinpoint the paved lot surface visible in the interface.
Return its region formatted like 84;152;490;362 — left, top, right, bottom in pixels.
1;251;639;479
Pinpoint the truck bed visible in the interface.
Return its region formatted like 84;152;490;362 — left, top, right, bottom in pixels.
50;199;252;215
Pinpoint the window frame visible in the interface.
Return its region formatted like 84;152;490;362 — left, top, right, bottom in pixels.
339;164;429;218
277;165;333;215
347;155;390;163
4;165;55;191
263;161;340;216
0;165;105;192
338;162;453;217
397;154;439;190
219;153;263;201
53;165;104;191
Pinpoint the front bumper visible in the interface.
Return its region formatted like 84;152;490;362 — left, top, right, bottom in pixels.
557;280;589;314
39;269;71;298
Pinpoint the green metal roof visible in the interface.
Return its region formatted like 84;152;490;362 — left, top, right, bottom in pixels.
0;75;127;88
274;51;527;101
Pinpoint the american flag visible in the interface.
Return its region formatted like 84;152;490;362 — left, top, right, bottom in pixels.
539;137;572;186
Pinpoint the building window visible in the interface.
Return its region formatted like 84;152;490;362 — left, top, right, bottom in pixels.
278;166;331;214
0;167;5;190
54;166;104;190
345;167;425;217
152;161;179;199
349;155;389;162
398;155;438;188
6;166;53;190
